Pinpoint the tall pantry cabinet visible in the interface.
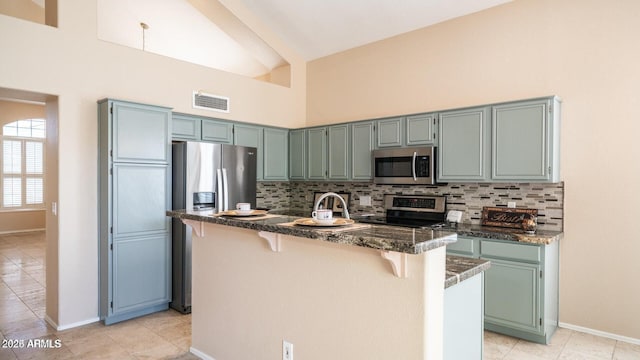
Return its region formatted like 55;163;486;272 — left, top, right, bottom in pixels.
98;99;172;325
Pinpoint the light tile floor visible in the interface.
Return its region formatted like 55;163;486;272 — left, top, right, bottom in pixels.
1;231;639;359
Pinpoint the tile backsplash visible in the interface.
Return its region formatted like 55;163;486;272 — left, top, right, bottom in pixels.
257;181;564;231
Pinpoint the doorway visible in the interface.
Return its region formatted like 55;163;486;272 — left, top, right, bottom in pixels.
0;87;59;329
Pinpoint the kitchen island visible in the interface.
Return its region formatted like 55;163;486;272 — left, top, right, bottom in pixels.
168;209;486;360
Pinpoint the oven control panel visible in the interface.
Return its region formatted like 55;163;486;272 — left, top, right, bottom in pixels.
384;194;446;213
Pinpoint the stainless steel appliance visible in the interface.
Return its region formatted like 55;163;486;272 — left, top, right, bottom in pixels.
357;194;447;228
171;141;257;313
372;146;436;184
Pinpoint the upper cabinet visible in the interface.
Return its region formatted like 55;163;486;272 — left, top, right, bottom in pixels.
111;101;171;164
289;122;375;182
171;114;201;141
351;121;376;180
307;127;328;180
438;106;491;182
328;125;350;180
376;114;437;148
491;97;560;182
171;96;560;183
263;127;289;180
234;124;264;180
406;113;438;146
288;129;306;180
438;96;561;183
376;117;404;148
171;114;288;181
201;118;233;144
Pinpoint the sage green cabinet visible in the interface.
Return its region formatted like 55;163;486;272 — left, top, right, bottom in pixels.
171;114;201;140
446;236;479;258
377;114;436;148
307;127;327;180
376;117;404;148
446;236;559;344
444;273;483;360
98;99;171;325
328;124;350;180
438;107;491;182
406;113;437;146
234;124;263;180
480;238;558;344
263;127;289;180
492;97;560;182
289;129;306;180
202;118;233;144
351;121;375;180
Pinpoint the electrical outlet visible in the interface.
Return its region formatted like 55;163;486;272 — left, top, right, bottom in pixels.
507;201;516;208
283;340;293;360
359;195;372;206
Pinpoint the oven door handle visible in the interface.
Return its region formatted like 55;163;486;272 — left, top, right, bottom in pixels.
412;151;417;181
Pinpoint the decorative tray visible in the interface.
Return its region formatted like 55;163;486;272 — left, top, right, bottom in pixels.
217;210;268;217
293;218;355;227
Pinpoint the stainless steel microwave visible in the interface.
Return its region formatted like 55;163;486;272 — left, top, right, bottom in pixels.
372;146;436;184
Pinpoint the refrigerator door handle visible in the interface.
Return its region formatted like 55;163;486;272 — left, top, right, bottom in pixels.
216;168;223;212
222;168;229;211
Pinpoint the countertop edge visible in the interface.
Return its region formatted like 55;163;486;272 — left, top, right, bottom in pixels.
168;210;457;255
445;255;491;289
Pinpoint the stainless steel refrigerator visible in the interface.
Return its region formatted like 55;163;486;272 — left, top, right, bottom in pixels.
171;141;257;313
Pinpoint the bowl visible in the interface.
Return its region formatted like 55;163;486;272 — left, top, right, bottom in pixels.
312;218;335;225
236;209;253;215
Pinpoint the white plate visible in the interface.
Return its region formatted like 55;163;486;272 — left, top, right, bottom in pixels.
313;218;336;225
293;218;355;227
218;210;268;217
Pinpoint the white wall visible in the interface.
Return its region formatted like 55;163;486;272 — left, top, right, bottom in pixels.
0;0;306;328
307;0;640;341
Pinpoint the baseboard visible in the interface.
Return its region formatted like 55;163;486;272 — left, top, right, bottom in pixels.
54;317;100;331
559;322;640;345
190;347;216;360
44;315;58;330
0;228;45;235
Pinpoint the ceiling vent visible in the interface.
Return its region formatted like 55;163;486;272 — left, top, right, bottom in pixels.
193;91;230;113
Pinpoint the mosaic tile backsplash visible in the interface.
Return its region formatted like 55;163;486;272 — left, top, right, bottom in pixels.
257;181;564;231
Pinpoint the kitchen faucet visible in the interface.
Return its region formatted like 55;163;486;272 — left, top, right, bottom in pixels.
313;192;350;219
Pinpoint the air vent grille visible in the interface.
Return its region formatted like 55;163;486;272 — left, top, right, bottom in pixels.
193;91;230;113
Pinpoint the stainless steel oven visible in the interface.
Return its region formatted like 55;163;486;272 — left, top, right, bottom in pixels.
372;146;436;184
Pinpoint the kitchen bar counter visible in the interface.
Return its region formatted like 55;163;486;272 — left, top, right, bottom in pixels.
265;208;562;245
445;255;491;289
167;209;457;254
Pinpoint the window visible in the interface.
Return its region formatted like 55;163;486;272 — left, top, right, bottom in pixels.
1;119;45;209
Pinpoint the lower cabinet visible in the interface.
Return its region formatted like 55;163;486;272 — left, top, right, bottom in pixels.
112;234;171;316
444;273;484;360
446;236;559;344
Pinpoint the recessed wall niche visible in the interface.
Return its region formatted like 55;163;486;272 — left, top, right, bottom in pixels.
96;0;291;87
0;0;57;27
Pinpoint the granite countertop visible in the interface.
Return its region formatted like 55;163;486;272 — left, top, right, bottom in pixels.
277;209;563;245
438;223;562;245
167;209;457;255
445;255;491;289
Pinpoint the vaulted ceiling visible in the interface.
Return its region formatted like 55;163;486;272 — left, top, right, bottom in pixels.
12;0;512;80
237;0;512;61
